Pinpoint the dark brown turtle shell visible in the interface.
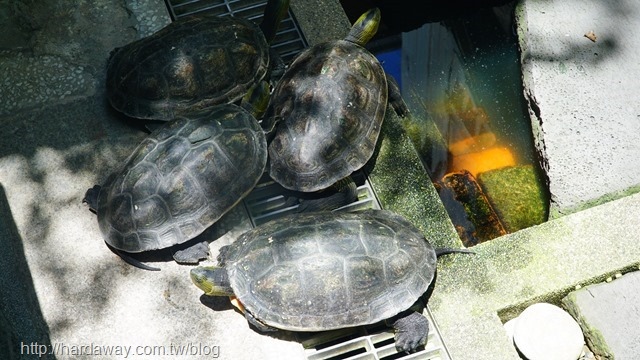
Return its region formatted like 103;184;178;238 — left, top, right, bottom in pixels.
95;104;267;252
267;39;388;192
106;15;269;120
218;209;436;331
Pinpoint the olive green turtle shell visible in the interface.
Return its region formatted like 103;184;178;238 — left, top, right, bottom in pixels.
267;39;388;192
106;15;269;120
96;104;267;253
218;210;436;331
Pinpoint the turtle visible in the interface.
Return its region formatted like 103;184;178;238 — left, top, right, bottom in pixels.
190;209;472;353
106;0;290;121
263;8;409;209
83;104;267;270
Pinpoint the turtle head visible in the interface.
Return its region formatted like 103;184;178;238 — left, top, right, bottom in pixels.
345;8;381;46
240;80;271;119
190;266;234;297
260;0;291;44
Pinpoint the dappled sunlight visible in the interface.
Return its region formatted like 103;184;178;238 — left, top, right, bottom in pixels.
0;140;145;334
0;129;303;357
0;155;40;235
517;0;629;65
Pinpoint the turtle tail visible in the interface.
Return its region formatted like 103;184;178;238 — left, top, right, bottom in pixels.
435;248;475;257
260;0;291;45
109;245;161;271
345;8;381;46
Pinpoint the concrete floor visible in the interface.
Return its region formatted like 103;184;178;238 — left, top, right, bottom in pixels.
1;0;640;359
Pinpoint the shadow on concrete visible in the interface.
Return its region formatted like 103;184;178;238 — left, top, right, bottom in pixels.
0;184;55;360
519;0;633;65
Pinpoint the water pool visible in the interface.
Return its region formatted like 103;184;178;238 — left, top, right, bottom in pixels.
378;6;550;246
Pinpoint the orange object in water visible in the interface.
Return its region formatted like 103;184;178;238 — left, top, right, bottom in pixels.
449;146;516;177
449;132;497;156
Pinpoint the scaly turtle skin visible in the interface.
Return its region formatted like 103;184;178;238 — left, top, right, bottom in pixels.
106;0;289;120
266;8;409;193
84;104;267;270
191;209;471;353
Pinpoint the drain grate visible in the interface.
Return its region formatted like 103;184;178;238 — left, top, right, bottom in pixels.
243;171;380;227
163;0;307;63
299;306;451;360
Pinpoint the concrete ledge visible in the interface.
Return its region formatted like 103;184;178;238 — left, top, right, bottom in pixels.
516;0;640;217
366;111;462;251
563;271;640;359
429;192;640;359
290;0;351;46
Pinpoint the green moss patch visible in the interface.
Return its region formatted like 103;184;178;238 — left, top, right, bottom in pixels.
478;165;548;232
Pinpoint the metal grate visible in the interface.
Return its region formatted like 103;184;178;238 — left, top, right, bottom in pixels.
163;0;307;63
301;310;450;360
243;171;380;227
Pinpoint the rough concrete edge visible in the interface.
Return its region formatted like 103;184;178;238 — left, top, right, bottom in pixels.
551;183;640;219
367;110;462;250
515;0;640;219
514;0;555;219
290;0;351;46
561;292;614;360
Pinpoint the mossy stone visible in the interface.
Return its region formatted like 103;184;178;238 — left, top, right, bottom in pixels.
478;165;548;232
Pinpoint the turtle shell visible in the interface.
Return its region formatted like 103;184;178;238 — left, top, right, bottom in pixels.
107;15;269;120
219;209;436;331
95;104;267;253
267;40;388;192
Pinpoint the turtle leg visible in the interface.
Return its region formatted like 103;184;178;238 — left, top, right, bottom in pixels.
171;241;210;264
82;185;101;213
268;47;287;83
292;177;358;212
386;74;410;118
389;310;429;353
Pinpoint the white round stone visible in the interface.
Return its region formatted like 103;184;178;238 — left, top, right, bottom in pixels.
503;317;518;343
513;303;585;360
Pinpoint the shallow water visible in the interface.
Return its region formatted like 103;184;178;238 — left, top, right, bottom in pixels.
377;7;549;245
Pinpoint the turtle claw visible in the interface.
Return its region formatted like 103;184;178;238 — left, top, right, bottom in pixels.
392;312;429;353
172;241;210;264
386;74;410;118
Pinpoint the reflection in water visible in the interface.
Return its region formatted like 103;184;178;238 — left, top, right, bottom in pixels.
392;6;549;245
